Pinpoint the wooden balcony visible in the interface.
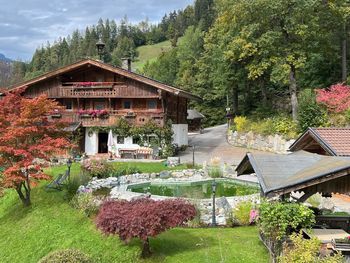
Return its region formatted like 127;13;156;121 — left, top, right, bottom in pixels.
59;82;159;98
56;110;164;127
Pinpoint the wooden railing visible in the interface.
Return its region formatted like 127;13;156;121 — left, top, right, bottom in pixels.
58;110;164;127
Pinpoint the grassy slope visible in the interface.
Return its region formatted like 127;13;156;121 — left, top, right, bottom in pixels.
133;40;172;71
0;163;269;263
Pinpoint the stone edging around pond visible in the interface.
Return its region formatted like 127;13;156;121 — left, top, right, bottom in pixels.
77;169;260;226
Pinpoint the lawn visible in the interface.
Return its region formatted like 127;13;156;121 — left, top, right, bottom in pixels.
0;165;269;263
45;161;188;178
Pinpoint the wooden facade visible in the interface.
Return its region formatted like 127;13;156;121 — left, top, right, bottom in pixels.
11;60;195;128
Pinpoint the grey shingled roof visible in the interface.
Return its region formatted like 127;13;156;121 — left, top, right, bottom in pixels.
187;109;205;120
236;151;350;196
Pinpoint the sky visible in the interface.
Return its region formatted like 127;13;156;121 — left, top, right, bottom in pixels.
0;0;193;61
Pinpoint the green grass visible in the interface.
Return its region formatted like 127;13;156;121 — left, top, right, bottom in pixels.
45;161;187;177
0;165;269;263
133;40;173;70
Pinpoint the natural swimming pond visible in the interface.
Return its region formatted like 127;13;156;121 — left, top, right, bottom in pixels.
127;180;259;199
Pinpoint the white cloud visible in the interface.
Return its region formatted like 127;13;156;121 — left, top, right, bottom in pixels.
0;0;193;60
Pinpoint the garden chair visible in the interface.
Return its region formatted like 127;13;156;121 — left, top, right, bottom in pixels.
45;170;69;191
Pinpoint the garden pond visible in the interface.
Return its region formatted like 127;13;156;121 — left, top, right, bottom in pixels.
127;179;260;199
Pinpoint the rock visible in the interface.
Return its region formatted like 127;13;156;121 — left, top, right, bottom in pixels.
320;198;335;211
159;171;170;179
167;157;180;167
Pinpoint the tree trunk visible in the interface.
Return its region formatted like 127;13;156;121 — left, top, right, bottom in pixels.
141;238;151;258
342;23;347;83
260;78;268;107
289;65;298;121
232;85;239;116
16;182;31;207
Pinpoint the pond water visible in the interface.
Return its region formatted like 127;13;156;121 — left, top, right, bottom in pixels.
127;180;259;199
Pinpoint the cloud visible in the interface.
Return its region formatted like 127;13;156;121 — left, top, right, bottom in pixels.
0;0;193;61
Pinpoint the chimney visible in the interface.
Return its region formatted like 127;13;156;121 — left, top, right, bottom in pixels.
121;58;132;71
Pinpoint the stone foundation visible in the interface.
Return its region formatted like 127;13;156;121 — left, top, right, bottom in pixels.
228;131;295;154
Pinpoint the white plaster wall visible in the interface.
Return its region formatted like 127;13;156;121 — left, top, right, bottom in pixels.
85;130;98;155
172;124;188;146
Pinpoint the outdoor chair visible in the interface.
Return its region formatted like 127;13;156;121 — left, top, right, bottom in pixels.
45;170;69;191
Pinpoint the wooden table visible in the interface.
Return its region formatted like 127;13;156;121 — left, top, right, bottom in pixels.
303;228;350;243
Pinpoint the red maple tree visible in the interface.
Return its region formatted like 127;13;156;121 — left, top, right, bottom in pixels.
316;84;350;113
96;198;196;258
0;90;71;206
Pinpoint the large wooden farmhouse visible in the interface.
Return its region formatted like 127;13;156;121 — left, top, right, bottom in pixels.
7;59;199;156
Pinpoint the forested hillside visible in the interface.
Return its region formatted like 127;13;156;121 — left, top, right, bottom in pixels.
3;0;350;129
141;0;350;127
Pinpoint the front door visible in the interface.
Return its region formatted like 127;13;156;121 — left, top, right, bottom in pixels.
98;132;108;153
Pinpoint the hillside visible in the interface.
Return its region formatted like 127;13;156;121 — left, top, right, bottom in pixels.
133;40;173;71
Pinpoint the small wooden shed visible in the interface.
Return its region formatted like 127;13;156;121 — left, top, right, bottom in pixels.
187;109;204;132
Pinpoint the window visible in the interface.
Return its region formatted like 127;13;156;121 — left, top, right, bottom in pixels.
123;101;131;109
133;136;141;145
117;136;125;144
94;101;105;110
147;100;157;109
64;100;72;110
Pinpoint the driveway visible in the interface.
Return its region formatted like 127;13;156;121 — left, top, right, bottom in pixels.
178;124;265;167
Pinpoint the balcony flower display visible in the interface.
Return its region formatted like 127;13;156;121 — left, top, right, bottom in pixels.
78;109;109;118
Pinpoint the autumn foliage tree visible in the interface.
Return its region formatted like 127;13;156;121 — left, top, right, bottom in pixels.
96;198;196;258
0;90;71;206
316;84;350;113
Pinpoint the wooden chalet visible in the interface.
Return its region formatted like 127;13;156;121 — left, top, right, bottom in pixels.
8;59;200;156
289;128;350;156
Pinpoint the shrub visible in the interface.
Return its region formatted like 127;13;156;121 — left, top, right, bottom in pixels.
233;201;253;226
96;198;196;258
279;233;343;263
38;248;92;263
259;201;315;260
114;165;142;176
70;193;99;217
298;89;328;133
81;159;115;178
259;201;315;241
316;83;350;113
233;116;249;132
272;116;298;139
207;157;223;178
64;173;91;200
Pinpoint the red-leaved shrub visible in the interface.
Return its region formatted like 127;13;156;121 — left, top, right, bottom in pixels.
96;198;196;257
316;84;350;113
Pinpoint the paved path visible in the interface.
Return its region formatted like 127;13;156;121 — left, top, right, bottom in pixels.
178;124;266;167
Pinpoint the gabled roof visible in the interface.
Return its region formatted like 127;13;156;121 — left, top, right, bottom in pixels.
289;127;350;156
187;109;205;120
8;59;201;101
236;151;350;197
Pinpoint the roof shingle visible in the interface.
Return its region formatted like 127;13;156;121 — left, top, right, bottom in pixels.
313;128;350;156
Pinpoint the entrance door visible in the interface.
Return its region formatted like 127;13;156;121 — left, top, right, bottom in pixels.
98;132;108;153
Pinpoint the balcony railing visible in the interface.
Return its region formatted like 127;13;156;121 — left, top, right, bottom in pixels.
56;110;164;127
59;82;159;98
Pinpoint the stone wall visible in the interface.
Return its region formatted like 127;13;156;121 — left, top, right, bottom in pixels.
228;131;295;154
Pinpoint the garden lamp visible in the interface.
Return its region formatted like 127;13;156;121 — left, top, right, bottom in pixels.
67;158;72;177
211;180;217;227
